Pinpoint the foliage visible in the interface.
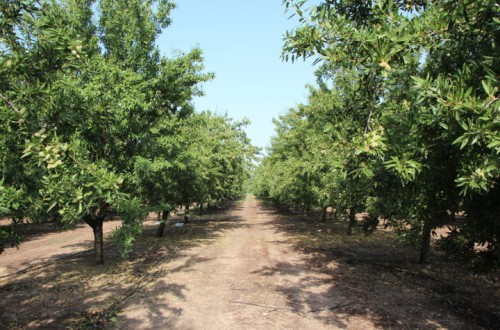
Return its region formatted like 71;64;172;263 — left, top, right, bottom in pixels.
112;199;148;259
0;0;255;263
132;110;255;224
254;0;499;269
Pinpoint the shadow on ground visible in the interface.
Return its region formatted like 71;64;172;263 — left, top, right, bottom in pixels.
253;204;500;330
0;201;246;329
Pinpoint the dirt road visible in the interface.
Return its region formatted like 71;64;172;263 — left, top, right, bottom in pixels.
117;195;368;329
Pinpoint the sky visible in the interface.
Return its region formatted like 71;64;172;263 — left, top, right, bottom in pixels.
156;0;317;150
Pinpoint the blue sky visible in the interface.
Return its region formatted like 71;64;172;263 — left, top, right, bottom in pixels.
157;1;317;150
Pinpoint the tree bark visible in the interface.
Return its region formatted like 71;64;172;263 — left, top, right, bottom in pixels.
449;208;456;222
92;219;104;264
347;207;356;236
419;218;432;264
156;210;169;237
184;205;190;224
82;203;107;265
321;207;327;223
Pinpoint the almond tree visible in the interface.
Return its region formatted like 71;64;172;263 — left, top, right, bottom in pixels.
256;0;498;267
0;0;212;263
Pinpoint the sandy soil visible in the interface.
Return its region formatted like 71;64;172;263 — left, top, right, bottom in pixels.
116;196;371;330
0;196;498;329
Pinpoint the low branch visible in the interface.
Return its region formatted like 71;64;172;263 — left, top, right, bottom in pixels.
364;81;383;134
485;96;499;108
0;93;20;113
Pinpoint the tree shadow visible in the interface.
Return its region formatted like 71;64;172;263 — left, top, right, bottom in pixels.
114;281;187;329
0;206;247;329
255;204;500;329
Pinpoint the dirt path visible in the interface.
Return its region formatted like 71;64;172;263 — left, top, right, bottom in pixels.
117;196;369;329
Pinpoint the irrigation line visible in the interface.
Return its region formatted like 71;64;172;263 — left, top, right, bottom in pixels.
307;302;356;313
92;246;180;325
342;254;454;294
228;300;297;312
228;300;355;314
0;249;93;279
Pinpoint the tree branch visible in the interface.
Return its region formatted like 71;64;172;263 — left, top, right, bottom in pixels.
485;96;499;108
0;93;20;113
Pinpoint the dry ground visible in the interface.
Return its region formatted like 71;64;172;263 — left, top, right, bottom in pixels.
0;195;498;329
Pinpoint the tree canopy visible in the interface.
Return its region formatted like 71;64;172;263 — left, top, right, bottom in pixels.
254;0;499;270
1;0;256;263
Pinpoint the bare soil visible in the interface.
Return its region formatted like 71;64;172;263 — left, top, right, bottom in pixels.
0;196;498;329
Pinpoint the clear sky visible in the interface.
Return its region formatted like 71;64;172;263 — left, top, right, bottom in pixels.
157;0;317;150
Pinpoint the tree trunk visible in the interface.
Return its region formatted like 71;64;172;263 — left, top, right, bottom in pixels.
92;219;104;264
156;210;169;237
419;218;432;264
449;208;456;222
184;205;190;224
199;202;203;215
321;207;327;223
82;204;107;265
347;207;356;236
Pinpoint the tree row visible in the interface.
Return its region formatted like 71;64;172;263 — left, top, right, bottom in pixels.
1;0;256;263
254;0;499;270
